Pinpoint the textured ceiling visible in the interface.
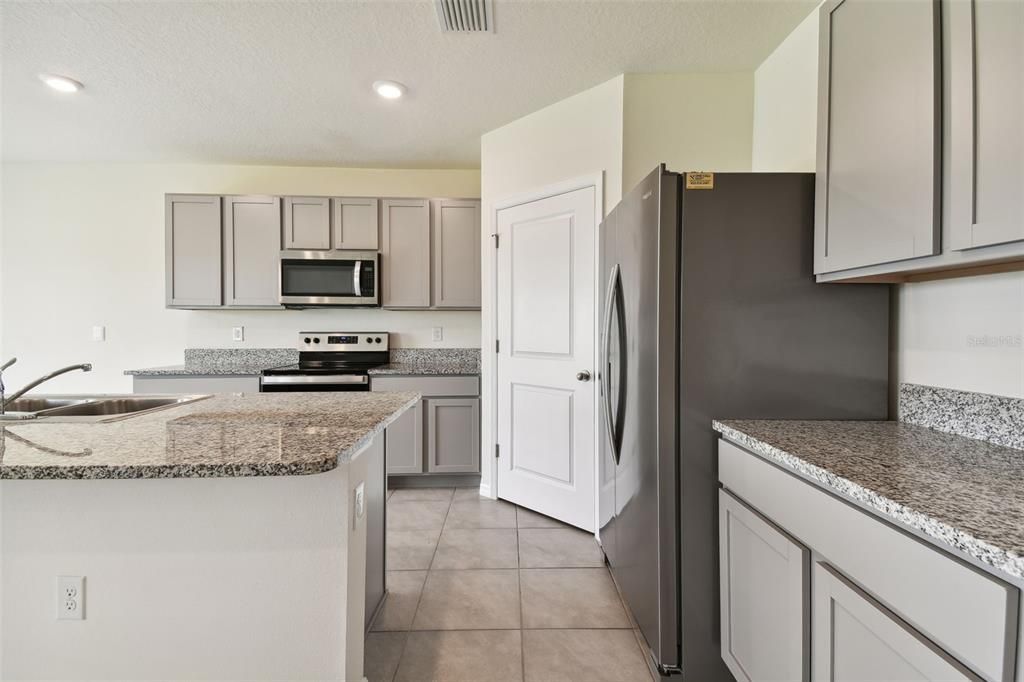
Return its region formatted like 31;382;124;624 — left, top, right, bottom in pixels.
2;0;816;168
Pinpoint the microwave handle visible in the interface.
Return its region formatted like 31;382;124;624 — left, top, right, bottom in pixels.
353;261;362;297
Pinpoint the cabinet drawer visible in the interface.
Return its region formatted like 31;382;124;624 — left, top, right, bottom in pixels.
370;376;479;397
719;439;1018;681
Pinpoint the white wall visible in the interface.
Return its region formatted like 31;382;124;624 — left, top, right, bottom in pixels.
479;75;625;497
750;5;1024;399
751;8;819;172
0;163;481;393
622;72;754;191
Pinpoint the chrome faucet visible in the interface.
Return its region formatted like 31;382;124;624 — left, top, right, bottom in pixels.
0;359;93;414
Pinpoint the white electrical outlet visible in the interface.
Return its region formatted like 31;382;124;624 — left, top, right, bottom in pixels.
56;576;85;620
353;482;366;528
431;326;443;342
91;326;106;342
232;326;244;342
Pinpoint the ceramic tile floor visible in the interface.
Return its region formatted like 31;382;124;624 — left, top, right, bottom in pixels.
365;487;655;682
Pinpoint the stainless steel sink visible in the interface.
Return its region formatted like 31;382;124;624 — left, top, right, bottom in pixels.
0;394;210;422
3;397;92;413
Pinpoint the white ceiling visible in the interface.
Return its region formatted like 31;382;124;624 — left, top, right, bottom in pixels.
2;0;816;168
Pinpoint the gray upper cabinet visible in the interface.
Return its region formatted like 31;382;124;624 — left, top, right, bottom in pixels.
283;196;330;250
719;490;808;682
812;563;978;681
224;195;282;307
432;199;481;309
426;397;480;473
334;197;380;250
815;0;941;275
166;194;222;308
381;198;432;308
949;0;1024;251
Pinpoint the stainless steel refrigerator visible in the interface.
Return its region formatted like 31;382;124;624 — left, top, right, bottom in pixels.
597;166;890;680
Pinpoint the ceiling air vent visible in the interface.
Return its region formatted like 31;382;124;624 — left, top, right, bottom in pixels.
435;0;494;32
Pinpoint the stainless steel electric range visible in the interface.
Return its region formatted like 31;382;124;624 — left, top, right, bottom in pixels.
259;332;389;392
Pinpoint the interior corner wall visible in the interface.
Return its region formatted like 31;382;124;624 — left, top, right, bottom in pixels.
751;8;820;172
751;3;1024;399
622;72;755;193
0;163;481;393
479;75;626;497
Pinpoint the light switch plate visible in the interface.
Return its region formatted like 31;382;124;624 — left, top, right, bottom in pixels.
92;326;106;342
431;326;443;342
232;326;244;342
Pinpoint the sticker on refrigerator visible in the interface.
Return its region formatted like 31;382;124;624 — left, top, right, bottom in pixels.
685;172;714;190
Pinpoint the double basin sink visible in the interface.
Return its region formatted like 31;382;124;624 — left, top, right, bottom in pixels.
0;394;210;423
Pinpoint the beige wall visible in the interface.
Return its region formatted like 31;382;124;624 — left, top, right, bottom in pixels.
751;4;1024;399
0;162;481;393
623;72;754;192
751;9;819;172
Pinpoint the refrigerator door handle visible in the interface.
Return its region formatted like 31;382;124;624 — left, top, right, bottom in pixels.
601;264;619;463
610;270;627;464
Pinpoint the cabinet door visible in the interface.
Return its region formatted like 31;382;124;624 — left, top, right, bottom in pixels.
812;562;980;682
381;199;431;308
719;490;808;682
949;0;1024;250
385;400;424;475
224;195;282;307
432;199;481;309
334;197;379;250
166;194;222;307
283;196;330;250
814;0;941;274
426;398;480;473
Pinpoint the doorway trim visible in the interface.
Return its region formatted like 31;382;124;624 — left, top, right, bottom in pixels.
488;171;605;533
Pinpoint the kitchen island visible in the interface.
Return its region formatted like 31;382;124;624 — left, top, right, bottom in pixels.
0;391;418;681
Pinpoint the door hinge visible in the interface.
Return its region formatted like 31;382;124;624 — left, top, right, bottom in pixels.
492;233;499;248
495;339;500;353
495;444;500;459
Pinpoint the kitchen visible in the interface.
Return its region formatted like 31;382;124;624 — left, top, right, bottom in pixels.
1;0;1023;681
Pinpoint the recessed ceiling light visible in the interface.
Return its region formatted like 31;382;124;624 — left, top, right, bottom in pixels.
39;74;83;93
373;80;406;100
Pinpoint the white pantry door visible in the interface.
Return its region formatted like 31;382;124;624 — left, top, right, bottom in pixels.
496;186;597;531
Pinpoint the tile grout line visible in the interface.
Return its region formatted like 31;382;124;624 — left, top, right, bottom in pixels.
517;505;526;681
388;491;455;682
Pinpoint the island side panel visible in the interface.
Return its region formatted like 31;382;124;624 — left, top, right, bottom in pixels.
0;451;366;681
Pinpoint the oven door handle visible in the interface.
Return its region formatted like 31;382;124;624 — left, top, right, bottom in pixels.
260;374;369;385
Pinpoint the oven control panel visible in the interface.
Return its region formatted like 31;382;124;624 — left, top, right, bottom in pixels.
298;332;389;351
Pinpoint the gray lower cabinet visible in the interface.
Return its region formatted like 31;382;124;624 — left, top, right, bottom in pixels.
334;197;379;250
372;375;480;476
283;196;330;250
384;399;424;474
814;0;941;275
949;0;1024;251
719;490;808;682
718;439;1018;681
224;195;282;307
813;562;978;681
166;194;223;308
432;199;481;309
426;397;480;473
381;199;432;308
133;375;261;394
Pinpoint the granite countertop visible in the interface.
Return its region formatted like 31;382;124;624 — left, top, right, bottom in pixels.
714;419;1024;582
125;348;481;377
0;392;418;480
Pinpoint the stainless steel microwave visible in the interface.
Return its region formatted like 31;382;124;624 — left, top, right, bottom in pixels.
279;251;379;307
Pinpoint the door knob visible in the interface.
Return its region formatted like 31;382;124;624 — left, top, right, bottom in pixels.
577;370;592;382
